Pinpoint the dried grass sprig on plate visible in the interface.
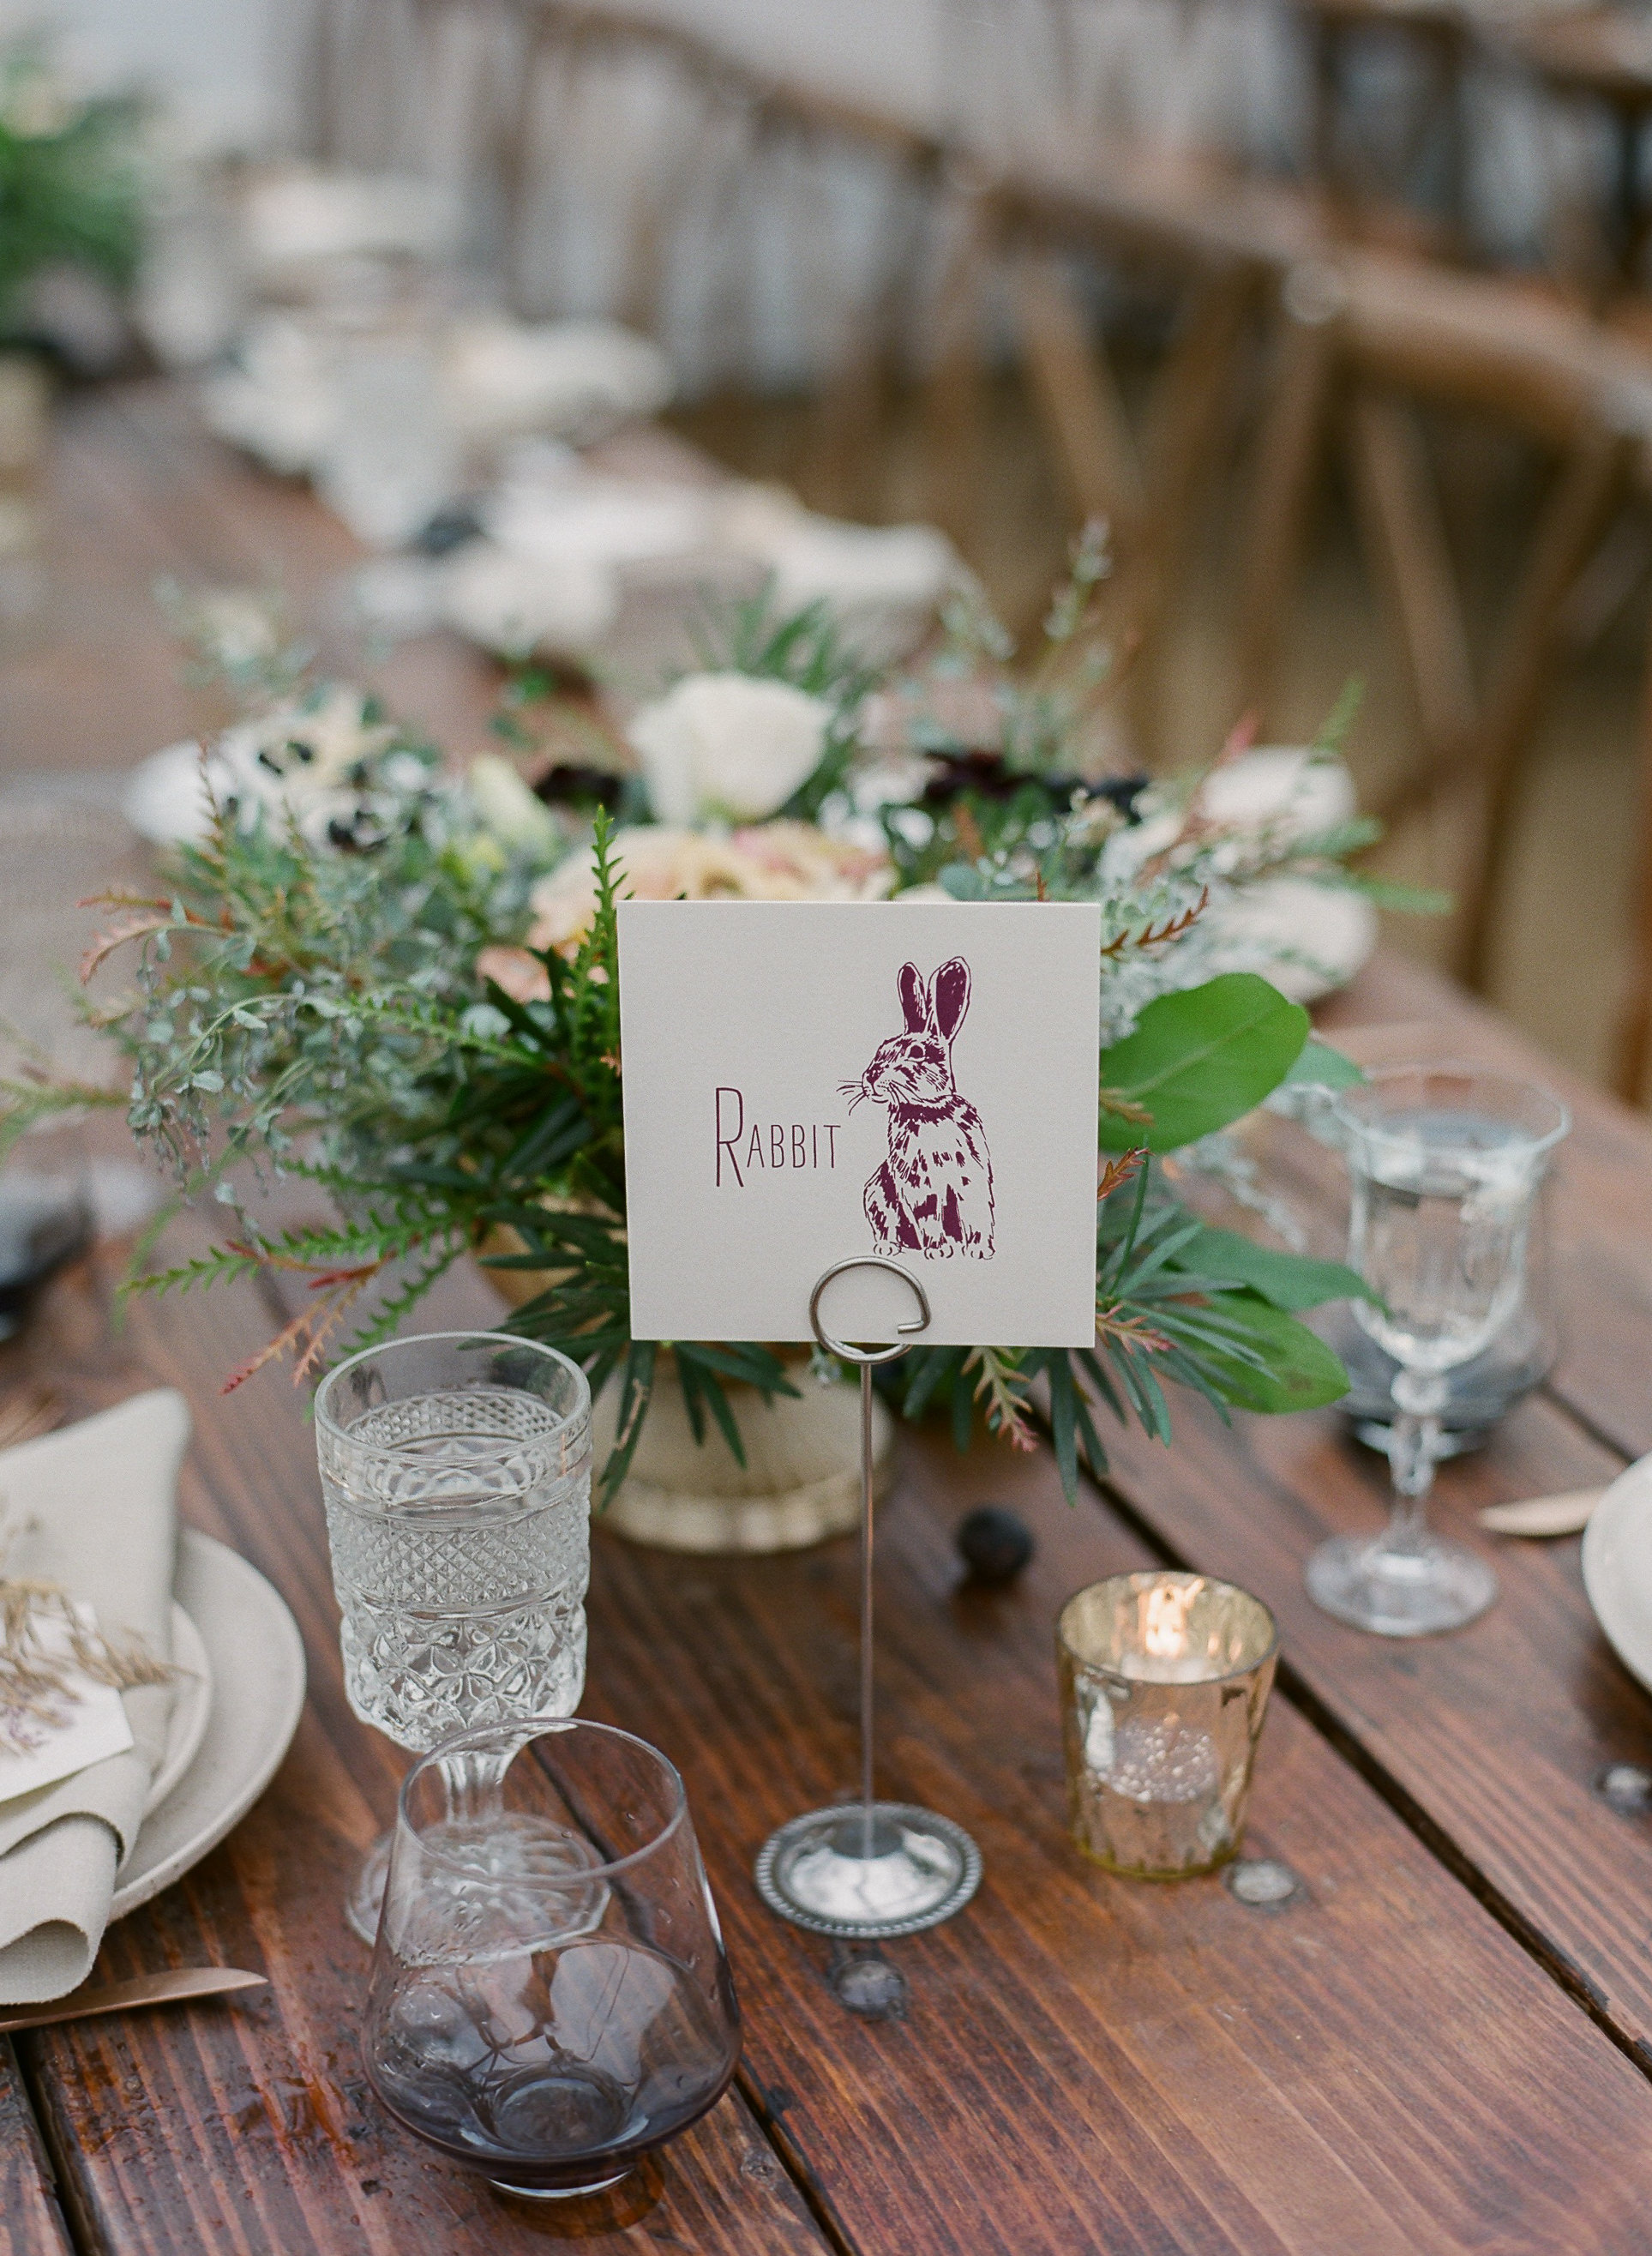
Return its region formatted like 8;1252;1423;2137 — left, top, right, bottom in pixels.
0;1579;179;1751
0;1489;179;1752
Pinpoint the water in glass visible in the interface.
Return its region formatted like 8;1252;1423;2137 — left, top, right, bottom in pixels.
314;1332;592;1942
322;1386;590;1752
1349;1109;1535;1375
369;1937;736;2194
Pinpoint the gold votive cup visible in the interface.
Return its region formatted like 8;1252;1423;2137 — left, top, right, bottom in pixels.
1057;1572;1278;1880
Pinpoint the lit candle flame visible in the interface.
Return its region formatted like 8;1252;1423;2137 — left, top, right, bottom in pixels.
1142;1581;1194;1661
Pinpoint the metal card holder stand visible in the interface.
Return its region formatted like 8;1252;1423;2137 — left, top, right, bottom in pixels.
754;1255;983;1941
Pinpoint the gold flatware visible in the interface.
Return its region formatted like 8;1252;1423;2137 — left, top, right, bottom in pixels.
1478;1489;1605;1538
0;1966;267;2034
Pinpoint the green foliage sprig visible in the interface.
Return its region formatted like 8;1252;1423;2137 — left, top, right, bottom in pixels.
884;980;1361;1495
102;806;798;1501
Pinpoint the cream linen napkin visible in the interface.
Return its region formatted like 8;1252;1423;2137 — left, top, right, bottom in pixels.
0;1389;187;2002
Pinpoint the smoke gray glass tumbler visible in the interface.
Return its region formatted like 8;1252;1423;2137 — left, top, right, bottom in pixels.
363;1718;739;2201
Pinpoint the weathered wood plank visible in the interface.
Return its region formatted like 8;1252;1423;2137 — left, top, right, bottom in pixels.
0;1242;832;2256
0;2038;75;2256
418;1242;1652;2253
574;1411;1652;2254
0;381;503;780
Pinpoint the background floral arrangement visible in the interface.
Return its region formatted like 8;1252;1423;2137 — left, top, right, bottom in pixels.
17;542;1427;1501
0;32;144;348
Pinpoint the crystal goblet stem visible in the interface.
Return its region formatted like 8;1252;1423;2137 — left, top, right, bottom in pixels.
437;1747;512;1828
345;1709;531;1942
1386;1369;1448;1519
1309;1366;1499;1638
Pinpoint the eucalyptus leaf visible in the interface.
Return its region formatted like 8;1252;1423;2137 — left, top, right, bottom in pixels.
1178;1222;1369;1312
1282;1038;1363;1091
940;863;987;900
1196;1292;1349;1413
1097;974;1309;1152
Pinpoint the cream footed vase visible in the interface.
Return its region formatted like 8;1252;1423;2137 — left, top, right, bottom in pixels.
486;1241;891;1554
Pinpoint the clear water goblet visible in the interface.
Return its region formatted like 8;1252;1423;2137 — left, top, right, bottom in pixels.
314;1331;592;1940
363;1718;741;2203
1306;1066;1568;1636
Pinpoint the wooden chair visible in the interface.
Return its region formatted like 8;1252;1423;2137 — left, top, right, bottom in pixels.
1487;6;1652;300
1291;0;1473;253
899;131;1335;740
289;0;1652;1085
1237;246;1652;1021
1006;214;1652;1102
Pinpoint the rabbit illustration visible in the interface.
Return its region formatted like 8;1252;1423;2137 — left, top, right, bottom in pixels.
842;957;994;1259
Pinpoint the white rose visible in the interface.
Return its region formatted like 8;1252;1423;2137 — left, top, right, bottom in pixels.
1195;747;1356;845
1099;748;1359;887
627;673;832;827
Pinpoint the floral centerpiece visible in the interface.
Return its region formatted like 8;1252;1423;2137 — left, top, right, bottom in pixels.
21;541;1423;1530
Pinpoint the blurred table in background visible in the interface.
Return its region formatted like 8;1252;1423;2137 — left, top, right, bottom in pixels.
0;378;744;1093
0;379;502;785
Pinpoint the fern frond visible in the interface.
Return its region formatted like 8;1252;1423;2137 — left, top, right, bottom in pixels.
962;1345;1037;1453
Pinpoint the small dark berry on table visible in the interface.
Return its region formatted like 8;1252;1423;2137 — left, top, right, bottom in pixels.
957;1505;1033;1585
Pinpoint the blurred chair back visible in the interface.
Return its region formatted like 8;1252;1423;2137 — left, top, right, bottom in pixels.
946;0;1299;176
286;0;1652;1102
1239;246;1652;1050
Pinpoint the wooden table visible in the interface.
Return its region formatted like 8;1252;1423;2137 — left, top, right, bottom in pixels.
10;388;1652;2251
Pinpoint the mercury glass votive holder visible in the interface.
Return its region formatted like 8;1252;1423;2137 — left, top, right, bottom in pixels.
1057;1572;1279;1880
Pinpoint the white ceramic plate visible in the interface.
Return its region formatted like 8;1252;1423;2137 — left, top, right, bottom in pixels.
1582;1453;1652;1694
143;1603;212;1816
111;1529;306;1921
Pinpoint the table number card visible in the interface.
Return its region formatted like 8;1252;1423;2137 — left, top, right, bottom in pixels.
618;899;1102;1347
0;1604;134;1808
